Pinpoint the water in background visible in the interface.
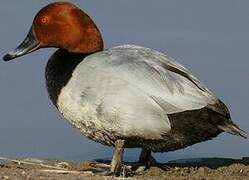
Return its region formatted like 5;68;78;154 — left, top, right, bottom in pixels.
0;0;248;162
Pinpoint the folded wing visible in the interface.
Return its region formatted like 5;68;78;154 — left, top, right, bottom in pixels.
71;45;219;139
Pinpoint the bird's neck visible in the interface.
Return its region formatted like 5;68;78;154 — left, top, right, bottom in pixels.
45;49;90;106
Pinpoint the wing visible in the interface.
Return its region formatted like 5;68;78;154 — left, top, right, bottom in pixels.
108;45;218;113
71;45;218;139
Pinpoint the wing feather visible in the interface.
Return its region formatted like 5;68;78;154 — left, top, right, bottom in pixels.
70;45;218;139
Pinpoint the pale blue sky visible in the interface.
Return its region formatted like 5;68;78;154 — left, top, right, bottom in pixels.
0;0;248;162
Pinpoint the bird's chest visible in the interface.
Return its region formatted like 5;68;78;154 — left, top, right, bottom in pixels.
56;84;118;146
57;84;101;133
45;50;117;144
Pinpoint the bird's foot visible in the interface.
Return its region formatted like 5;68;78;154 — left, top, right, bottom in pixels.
90;162;132;176
139;149;157;169
90;139;127;176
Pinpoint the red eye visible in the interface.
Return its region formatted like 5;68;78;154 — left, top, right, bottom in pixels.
41;16;49;24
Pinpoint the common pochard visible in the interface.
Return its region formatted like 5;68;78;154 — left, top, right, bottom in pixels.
3;2;247;175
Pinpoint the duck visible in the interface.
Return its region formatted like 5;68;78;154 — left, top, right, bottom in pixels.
3;2;247;175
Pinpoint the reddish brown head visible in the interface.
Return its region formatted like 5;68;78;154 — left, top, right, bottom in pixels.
3;2;103;61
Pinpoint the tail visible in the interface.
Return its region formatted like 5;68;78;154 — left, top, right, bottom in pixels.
218;123;247;139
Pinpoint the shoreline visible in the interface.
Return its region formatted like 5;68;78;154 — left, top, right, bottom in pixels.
0;157;249;179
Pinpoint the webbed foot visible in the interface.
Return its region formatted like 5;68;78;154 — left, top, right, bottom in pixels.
139;149;157;169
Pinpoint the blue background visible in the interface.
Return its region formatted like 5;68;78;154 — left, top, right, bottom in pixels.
0;1;248;162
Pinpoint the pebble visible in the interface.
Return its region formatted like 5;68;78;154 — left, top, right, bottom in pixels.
56;162;69;168
2;175;10;180
135;166;146;173
175;167;180;171
198;167;209;176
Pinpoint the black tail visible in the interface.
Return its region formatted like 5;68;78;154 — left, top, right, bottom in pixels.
218;123;247;139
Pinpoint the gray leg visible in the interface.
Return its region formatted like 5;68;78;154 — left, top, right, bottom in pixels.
110;139;125;175
139;148;156;169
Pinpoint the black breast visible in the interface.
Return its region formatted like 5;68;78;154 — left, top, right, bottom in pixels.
45;49;88;106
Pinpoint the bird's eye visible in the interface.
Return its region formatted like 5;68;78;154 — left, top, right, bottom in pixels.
40;16;49;25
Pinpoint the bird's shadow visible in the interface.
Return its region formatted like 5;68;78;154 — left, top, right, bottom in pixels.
165;157;249;169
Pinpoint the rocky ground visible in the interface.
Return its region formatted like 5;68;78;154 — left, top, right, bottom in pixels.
0;157;249;180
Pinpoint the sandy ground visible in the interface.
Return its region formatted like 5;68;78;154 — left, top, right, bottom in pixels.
0;157;249;180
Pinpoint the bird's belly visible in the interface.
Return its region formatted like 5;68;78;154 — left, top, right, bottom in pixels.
141;108;223;152
56;85;118;146
56;85;222;150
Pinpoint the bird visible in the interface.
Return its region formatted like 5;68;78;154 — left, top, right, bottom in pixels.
3;2;247;175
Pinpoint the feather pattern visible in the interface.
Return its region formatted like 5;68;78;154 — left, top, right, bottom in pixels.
57;45;219;140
